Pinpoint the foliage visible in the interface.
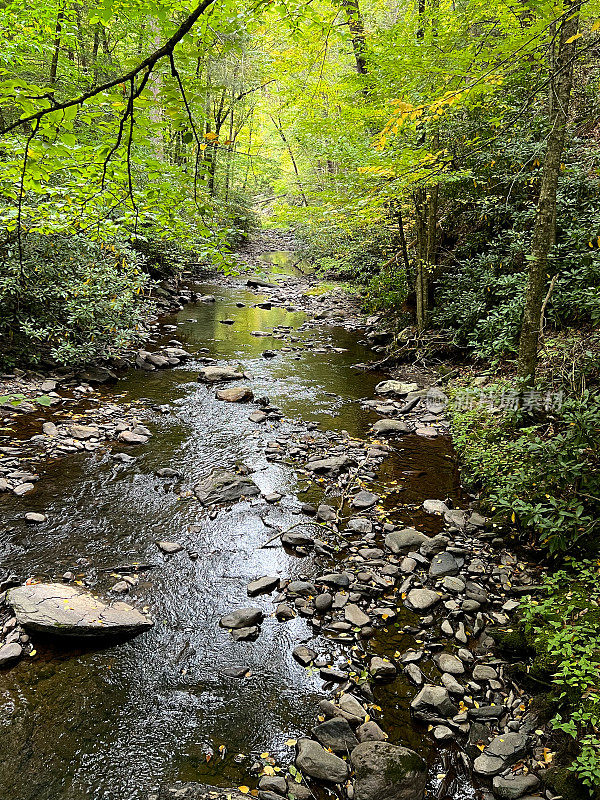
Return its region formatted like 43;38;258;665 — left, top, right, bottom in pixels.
522;561;600;793
449;381;600;554
0;233;148;366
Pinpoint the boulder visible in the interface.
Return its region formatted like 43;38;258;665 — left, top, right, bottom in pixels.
194;470;260;505
295;738;349;783
293;645;317;667
7;583;153;638
69;424;98;440
345;604;370;627
156;540;183;554
350;741;427;800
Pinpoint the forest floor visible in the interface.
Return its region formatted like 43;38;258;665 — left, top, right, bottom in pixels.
0;232;563;800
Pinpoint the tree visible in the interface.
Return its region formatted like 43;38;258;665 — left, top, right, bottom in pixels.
516;1;581;385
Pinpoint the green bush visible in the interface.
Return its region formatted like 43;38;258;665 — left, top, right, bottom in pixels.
0;233;148;367
449;383;600;554
522;561;600;794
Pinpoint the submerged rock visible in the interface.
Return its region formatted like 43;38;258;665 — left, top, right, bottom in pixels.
350;741;427;800
375;380;420;396
7;583;153;638
372;419;410;436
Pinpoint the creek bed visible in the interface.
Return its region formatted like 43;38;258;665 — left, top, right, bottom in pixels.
0;271;472;800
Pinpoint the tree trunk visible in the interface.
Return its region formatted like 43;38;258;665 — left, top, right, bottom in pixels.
49;9;64;87
340;0;367;77
516;1;580;386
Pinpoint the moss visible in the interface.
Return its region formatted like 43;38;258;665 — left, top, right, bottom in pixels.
540;766;598;800
488;624;535;658
383;751;426;783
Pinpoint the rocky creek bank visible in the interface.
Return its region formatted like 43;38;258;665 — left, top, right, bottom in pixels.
0;238;554;800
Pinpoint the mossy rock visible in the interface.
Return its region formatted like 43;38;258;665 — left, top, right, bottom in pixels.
488;624;535;658
540;766;598;800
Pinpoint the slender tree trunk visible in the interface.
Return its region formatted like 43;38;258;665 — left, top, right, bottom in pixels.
340;0;368;77
271;115;308;206
49;9;65;87
516;1;580;385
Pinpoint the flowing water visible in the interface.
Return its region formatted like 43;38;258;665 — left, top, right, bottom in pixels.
0;265;470;800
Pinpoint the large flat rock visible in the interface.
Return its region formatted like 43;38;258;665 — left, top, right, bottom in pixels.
7;583;153;638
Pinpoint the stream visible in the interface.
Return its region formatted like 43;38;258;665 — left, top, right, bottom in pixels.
0;252;474;800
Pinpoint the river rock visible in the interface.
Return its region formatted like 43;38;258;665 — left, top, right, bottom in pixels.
375;381;419;396
118;430;149;444
194;470;260;504
198;366;245;383
434;652;465;675
7;583;153;637
350;741;427;800
372;419;410;436
423;499;449;515
247;576;280;596
42;421;58;436
295;738;349;783
156;540;183;554
345;604;370;627
385;528;428;554
70;424;98;440
293;645;317;666
247;277;277;288
305;456;351;474
357;720;387;742
492;773;540;799
405;588;440;612
410;685;457;719
370;656;397;680
429;552;459;577
24;512;46;523
473;732;530;777
352;490;379;509
313;717;359;753
219;608;264;630
0;642;22;666
215;387;254;402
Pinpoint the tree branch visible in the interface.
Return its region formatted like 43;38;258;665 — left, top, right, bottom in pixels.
0;0;217;136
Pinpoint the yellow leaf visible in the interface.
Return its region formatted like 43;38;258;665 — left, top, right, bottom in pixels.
285;739;297;747
238;787;250;795
262;766;275;776
260;752;269;759
565;32;583;43
592;20;600;32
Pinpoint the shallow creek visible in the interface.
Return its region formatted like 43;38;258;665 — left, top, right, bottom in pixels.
0;264;475;800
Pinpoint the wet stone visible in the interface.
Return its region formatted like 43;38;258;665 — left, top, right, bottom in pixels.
247;576;280;596
0;642;22;666
429;552;459;578
219;608;264;630
350;741;427;800
406;588;440;612
295;738;349;783
312;717;359;752
351;490;379;509
154;536;185;554
7;583;153;637
293;645;317;667
385;528;428;554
